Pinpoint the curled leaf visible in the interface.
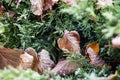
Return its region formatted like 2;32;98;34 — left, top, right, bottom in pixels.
30;0;53;16
30;0;44;15
19;52;33;69
86;47;105;68
87;42;100;54
37;49;55;74
52;59;78;76
0;47;23;69
25;47;38;71
112;35;120;49
58;30;80;54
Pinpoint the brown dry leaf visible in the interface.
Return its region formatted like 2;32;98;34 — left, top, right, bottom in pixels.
87;42;100;54
30;0;44;15
112;35;120;49
0;47;23;69
8;11;16;17
43;0;52;12
58;30;80;54
19;52;33;69
86;47;105;68
60;0;77;6
0;5;5;16
52;59;78;76
25;47;38;71
37;49;55;74
30;0;53;16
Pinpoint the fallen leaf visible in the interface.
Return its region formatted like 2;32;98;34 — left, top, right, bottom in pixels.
30;0;44;15
43;0;52;12
19;52;33;69
8;10;16;17
52;59;78;76
86;47;105;68
87;42;100;54
112;35;120;49
0;47;23;69
37;49;55;74
57;30;80;54
25;47;38;71
60;0;77;6
30;0;53;16
0;5;5;16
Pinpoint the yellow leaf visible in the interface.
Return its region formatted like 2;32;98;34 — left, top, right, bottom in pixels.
87;42;99;54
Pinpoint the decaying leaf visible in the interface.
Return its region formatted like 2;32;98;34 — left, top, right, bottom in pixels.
112;35;120;49
52;59;78;76
0;5;5;16
30;0;44;15
58;30;80;54
43;0;52;12
30;0;53;16
8;10;16;17
86;47;105;68
19;52;33;69
30;0;77;16
0;47;23;69
37;49;55;74
87;42;100;54
60;0;77;6
25;47;38;71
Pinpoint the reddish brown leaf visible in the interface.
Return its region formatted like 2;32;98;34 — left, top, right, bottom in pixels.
57;30;80;54
52;59;78;76
86;47;105;68
37;49;55;74
43;0;52;12
0;47;23;69
0;5;5;16
8;11;16;17
25;47;38;71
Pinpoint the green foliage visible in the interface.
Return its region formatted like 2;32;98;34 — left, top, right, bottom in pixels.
0;0;120;79
0;67;47;80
